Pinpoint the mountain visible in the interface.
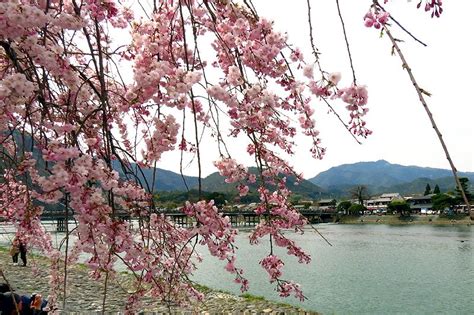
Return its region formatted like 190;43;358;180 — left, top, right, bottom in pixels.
112;160;198;192
200;167;324;199
2;132;319;196
4;135;471;198
0;134;198;192
309;160;474;197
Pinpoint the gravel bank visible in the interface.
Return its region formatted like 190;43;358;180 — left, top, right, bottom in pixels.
339;214;472;225
0;249;316;314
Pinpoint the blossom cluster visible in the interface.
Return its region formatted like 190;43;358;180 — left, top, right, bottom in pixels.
338;85;372;137
278;281;305;301
143;115;180;164
418;0;444;18
364;10;390;29
181;201;248;291
214;158;249;183
260;255;284;282
381;0;443;18
0;73;36;126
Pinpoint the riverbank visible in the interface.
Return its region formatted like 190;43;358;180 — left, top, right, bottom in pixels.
0;248;316;314
338;214;472;225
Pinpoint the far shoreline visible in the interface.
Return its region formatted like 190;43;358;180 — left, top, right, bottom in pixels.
336;214;472;225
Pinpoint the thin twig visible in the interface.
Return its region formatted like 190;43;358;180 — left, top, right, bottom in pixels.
305;0;323;74
335;0;357;85
321;97;362;145
179;1;202;197
308;224;333;246
305;0;319;61
101;269;110;314
373;0;427;47
62;194;70;309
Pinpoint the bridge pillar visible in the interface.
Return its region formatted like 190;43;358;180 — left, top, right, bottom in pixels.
230;215;239;226
56;218;66;232
170;215;192;228
243;215;258;226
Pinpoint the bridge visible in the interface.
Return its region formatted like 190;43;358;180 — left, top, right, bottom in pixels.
41;209;336;232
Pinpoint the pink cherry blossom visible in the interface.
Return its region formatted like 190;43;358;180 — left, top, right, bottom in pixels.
303;64;314;79
364;8;390;29
260;255;284;282
328;72;342;85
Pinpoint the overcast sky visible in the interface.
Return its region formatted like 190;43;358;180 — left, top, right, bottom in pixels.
155;0;473;178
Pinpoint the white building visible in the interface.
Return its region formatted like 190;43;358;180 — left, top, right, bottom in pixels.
365;193;404;211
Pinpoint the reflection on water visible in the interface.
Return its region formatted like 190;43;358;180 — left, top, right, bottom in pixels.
0;222;472;314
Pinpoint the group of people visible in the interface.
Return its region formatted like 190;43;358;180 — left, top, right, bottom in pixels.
10;237;27;267
0;284;48;315
0;237;48;314
0;237;49;313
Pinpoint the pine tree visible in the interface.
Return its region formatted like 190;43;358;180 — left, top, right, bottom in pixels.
424;183;432;196
455;178;472;203
433;184;441;194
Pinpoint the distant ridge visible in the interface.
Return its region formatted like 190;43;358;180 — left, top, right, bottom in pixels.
309;159;474;195
3;135;472;198
112;160;199;192
200;167;324;199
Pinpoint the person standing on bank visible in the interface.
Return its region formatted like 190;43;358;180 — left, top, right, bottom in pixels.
10;237;27;266
10;237;20;266
19;240;27;267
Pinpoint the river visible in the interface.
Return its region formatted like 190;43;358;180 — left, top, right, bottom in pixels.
1;223;472;314
192;224;473;314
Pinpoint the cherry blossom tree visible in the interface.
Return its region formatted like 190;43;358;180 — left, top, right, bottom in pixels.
1;0;468;313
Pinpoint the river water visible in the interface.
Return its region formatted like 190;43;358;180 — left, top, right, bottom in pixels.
192;224;473;314
1;223;472;314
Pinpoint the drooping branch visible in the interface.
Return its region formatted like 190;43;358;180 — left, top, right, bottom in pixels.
382;25;472;220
